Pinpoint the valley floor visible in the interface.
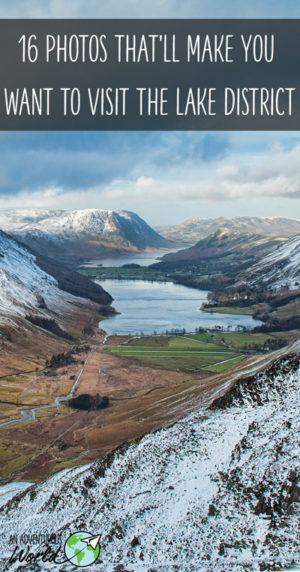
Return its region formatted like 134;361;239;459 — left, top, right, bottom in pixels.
0;318;295;484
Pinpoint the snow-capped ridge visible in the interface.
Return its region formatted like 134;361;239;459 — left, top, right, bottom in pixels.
157;216;300;243
239;234;300;290
0;209;170;262
0;230;112;326
0;344;298;571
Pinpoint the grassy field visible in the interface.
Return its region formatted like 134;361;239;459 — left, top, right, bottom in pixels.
212;331;278;349
79;266;171;282
105;333;243;372
270;299;300;320
0;443;37;480
202;306;254;315
104;331;282;373
204;355;245;373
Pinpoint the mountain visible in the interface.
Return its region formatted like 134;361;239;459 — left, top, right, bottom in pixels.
0;230;112;332
239;233;300;291
0;343;298;571
156;228;300;292
153;228;300;333
157;228;286;272
156;216;300;243
155;229;299;331
0;209;171;264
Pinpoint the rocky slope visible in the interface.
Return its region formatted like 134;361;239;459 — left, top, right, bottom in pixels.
157;216;300;243
0;343;298;571
238;233;300;291
0;209;171;264
0;230;112;329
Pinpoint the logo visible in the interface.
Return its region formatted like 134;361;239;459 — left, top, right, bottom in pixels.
64;531;100;567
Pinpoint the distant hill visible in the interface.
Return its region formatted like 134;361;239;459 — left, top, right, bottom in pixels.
156;216;300;243
155;228;300;291
0;209;172;265
158;228;286;268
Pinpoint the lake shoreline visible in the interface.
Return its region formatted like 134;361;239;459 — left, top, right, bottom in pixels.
93;278;262;336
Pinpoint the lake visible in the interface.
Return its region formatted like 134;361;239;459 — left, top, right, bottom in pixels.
98;279;262;335
82;249;179;268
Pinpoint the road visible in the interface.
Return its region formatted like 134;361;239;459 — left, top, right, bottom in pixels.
0;351;92;428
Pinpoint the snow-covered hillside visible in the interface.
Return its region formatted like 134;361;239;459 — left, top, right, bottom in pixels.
157;216;300;243
0;344;298;571
240;234;300;290
160;228;287;265
0;209;170;261
0;210;63;232
159;228;299;292
0;231;110;325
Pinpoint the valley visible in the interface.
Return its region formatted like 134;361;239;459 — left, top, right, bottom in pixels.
0;210;298;495
0;273;288;485
0;319;286;484
0;328;202;482
0;291;293;485
0;208;298;572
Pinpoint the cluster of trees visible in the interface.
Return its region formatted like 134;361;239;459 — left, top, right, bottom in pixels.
69;393;109;411
196;324;250;333
206;284;271;308
45;350;75;370
25;315;73;340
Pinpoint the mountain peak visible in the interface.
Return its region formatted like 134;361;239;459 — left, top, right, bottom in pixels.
0;208;171;264
156;215;300;244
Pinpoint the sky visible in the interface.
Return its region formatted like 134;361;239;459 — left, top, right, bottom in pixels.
0;1;299;226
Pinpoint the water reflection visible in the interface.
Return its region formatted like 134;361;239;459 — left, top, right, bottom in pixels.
99;279;262;335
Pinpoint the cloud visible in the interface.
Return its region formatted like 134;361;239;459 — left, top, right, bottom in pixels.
94;142;300;204
0;131;229;196
1;135;300;212
0;186;64;209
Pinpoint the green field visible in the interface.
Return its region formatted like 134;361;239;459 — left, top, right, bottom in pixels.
79;266;171;282
212;331;279;350
104;333;246;372
204;355;245;373
202;305;254;315
104;331;281;373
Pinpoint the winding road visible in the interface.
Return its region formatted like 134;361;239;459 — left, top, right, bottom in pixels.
0;351;92;429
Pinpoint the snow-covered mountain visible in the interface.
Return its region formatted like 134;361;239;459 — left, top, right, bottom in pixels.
0;209;171;263
0;343;298;571
239;234;300;291
159;228;287;264
158;229;300;291
0;210;63;232
156;216;300;243
0;230;112;326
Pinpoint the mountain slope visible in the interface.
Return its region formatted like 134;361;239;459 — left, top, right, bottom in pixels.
157;216;300;243
157;229;300;291
0;209;171;264
156;228;286;273
238;233;300;291
0;230;112;328
0;343;298;571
